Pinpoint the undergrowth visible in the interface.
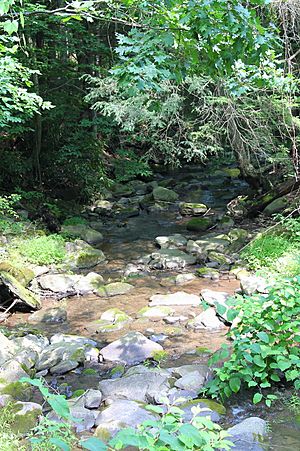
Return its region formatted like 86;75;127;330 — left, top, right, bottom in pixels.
16;234;66;265
0;403;26;451
205;276;300;406
241;216;300;276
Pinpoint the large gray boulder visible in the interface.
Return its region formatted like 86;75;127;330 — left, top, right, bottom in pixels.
100;332;163;365
187;308;226;330
65;240;106;269
226;417;268;451
98;370;170;403
147;249;196;270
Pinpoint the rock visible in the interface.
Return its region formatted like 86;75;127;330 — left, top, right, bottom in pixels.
11;401;42;434
186;217;214;232
98;371;170;403
208;251;232;267
148;249;196;270
179;203;208;216
150;291;200;307
91;308;132;333
49;360;79;375
74;272;104;294
0;332;17;365
180;399;221;423
0;360;29;384
240;275;268;295
187;308;226;330
195;235;230;253
84;389;102;409
94;399;158;440
155;234;187;249
65;240;106;269
200;289;230;307
196;267;220;280
100;332;163;365
153;187;178;202
227;417;267;451
66;398;97;432
89;220;104;232
218;215;235;229
96;282;133;297
228;228;248;242
50;333;97;347
175;273;197;285
0;272;41;309
62;224;104;244
12;335;49;355
38;274;80;293
174;371;206;391
29;307;67;324
137;306;175;320
170;364;211;381
263;196;288;216
0;262;35;287
164;315;188;324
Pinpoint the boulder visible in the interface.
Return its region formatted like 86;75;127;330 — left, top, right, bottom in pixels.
98;371;170;403
147;249;196;270
0;262;34;287
91;308;132;333
11;401;42;434
0;332;17;365
175;273;197;285
62;224;104;245
100;332;163;365
38;274;80;293
240;275;268;295
65;240;106;269
84;389;102;409
208;251;232;267
153;187;178;202
150;291;200;307
186;217;214;232
155;234;187;249
187;308;226;330
196;267;220;280
96;282;133;297
179;203;208;216
227;417;267;451
74;272;104;294
263;196;288;216
29;307;67;324
94;399;158;440
200;289;230;308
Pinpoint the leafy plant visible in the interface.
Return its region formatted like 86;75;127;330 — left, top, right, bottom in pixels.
0;402;27;451
114;149;152;182
0;194;21;218
81;400;233;451
29;417;77;451
205;277;300;406
0;219;25;235
17;234;66;265
63;216;88;226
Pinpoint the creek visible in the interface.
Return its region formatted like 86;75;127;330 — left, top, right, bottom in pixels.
5;164;300;450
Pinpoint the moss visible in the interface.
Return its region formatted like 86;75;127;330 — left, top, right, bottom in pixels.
110;365;125;377
71;389;85;398
75;249;106;269
94;426;112;442
70;348;85;362
186;217;213;232
196;267;219;278
82;368;97;376
11;406;41;434
181;398;226;415
1;382;32;402
195;346;211;355
223;168;240;178
0;262;34;287
0;272;41;309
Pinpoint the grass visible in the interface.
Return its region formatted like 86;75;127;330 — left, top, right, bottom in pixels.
241;222;300;276
0;403;26;451
17;234;66;265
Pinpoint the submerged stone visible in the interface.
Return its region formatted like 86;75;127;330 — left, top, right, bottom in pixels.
149;291;200;307
186;217;214;232
153;187;179;202
96;282;133;297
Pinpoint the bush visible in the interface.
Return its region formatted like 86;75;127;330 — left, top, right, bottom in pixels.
0;219;25;235
205;277;300;406
17;234;66;265
63;216;88;226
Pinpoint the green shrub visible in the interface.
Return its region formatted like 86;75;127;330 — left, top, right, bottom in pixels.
0;194;21;218
0;219;25;235
17;234;66;265
63;216;88;226
114;149;152;182
205;277;300;406
0;403;26;451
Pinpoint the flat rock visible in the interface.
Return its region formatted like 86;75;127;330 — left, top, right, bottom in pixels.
200;289;230;307
150;291;200;307
148;249;196;270
240;275;268;295
174;371;206;391
38;274;80;293
96;282;133;297
84;389;102;409
29;307;67;324
137;306;175;319
100;332;163;365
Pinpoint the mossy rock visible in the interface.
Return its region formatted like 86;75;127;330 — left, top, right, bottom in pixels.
208;251;232;266
75;249;106;269
10;401;42;434
1;381;32;402
196;267;219;279
0;272;41;309
153;187;179;202
223;168;240;178
180;398;226;415
180;203;207;216
0;262;34;287
186;217;214;232
96;282;134;297
263;196;288;216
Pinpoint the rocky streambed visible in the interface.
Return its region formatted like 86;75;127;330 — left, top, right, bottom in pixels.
0;165;298;450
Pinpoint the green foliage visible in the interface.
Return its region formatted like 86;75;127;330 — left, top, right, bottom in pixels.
205;277;300;406
284;393;300;415
241;218;300;275
29;417;77;451
81;401;232;450
63;216;88;226
0;402;27;451
0;219;25;235
17;234;66;265
114;149;152;182
0;193;21;217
